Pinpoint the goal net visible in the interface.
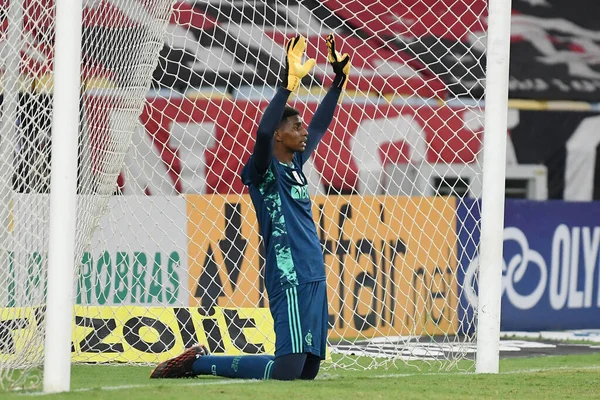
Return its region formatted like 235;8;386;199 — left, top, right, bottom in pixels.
0;0;493;389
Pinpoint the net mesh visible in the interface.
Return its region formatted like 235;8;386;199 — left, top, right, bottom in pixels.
0;0;490;389
0;0;174;389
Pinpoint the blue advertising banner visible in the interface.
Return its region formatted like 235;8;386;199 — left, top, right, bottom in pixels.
458;199;600;332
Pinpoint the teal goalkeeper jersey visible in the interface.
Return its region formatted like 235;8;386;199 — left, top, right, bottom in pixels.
241;87;341;297
243;154;325;296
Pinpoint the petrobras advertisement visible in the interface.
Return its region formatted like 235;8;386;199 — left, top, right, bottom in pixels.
458;199;600;332
79;196;189;306
0;195;189;308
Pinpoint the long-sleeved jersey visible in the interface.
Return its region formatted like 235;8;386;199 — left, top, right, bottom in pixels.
240;87;341;297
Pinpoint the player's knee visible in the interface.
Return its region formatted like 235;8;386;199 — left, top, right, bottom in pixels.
271;365;303;381
299;368;318;380
299;355;320;380
271;353;307;381
271;370;301;380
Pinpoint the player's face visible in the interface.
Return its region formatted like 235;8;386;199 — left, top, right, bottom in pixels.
278;115;308;152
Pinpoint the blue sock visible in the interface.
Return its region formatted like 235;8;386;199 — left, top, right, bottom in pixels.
192;355;275;380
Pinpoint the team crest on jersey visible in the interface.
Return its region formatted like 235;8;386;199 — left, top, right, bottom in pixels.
305;330;313;347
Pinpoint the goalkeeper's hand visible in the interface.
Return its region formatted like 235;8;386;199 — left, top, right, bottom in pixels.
326;34;351;90
281;35;316;92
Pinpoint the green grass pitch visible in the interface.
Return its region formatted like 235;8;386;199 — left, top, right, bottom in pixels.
3;353;600;400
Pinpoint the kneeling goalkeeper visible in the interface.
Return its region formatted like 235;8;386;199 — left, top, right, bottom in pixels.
150;34;350;381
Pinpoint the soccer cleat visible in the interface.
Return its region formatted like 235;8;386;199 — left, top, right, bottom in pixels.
149;344;209;379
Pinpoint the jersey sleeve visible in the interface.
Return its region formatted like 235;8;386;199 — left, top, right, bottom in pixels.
241;87;291;185
241;155;276;186
252;88;291;175
298;86;342;165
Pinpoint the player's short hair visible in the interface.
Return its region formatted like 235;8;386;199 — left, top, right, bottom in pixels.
279;106;300;127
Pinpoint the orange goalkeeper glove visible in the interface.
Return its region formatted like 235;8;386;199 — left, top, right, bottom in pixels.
326;34;351;90
281;35;316;92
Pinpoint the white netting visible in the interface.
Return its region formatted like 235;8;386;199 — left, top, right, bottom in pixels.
0;0;174;390
1;0;492;389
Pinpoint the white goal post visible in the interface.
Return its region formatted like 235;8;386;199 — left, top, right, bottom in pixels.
0;0;513;392
43;0;82;393
477;0;512;374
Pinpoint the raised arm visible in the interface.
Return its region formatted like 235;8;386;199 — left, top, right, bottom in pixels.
253;87;291;175
302;86;342;161
247;35;316;178
299;34;351;165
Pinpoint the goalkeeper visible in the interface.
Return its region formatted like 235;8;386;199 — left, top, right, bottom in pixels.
150;34;350;381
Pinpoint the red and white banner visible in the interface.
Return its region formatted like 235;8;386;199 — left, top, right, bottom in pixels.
83;92;600;200
86;95;483;196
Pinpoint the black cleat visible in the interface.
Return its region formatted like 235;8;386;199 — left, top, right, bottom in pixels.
149;344;209;379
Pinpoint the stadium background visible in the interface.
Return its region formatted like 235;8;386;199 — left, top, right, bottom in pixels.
2;0;600;365
106;0;600;333
13;0;600;200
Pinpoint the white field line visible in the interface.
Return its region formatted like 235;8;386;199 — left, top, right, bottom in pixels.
18;363;600;396
19;379;260;396
367;364;600;379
